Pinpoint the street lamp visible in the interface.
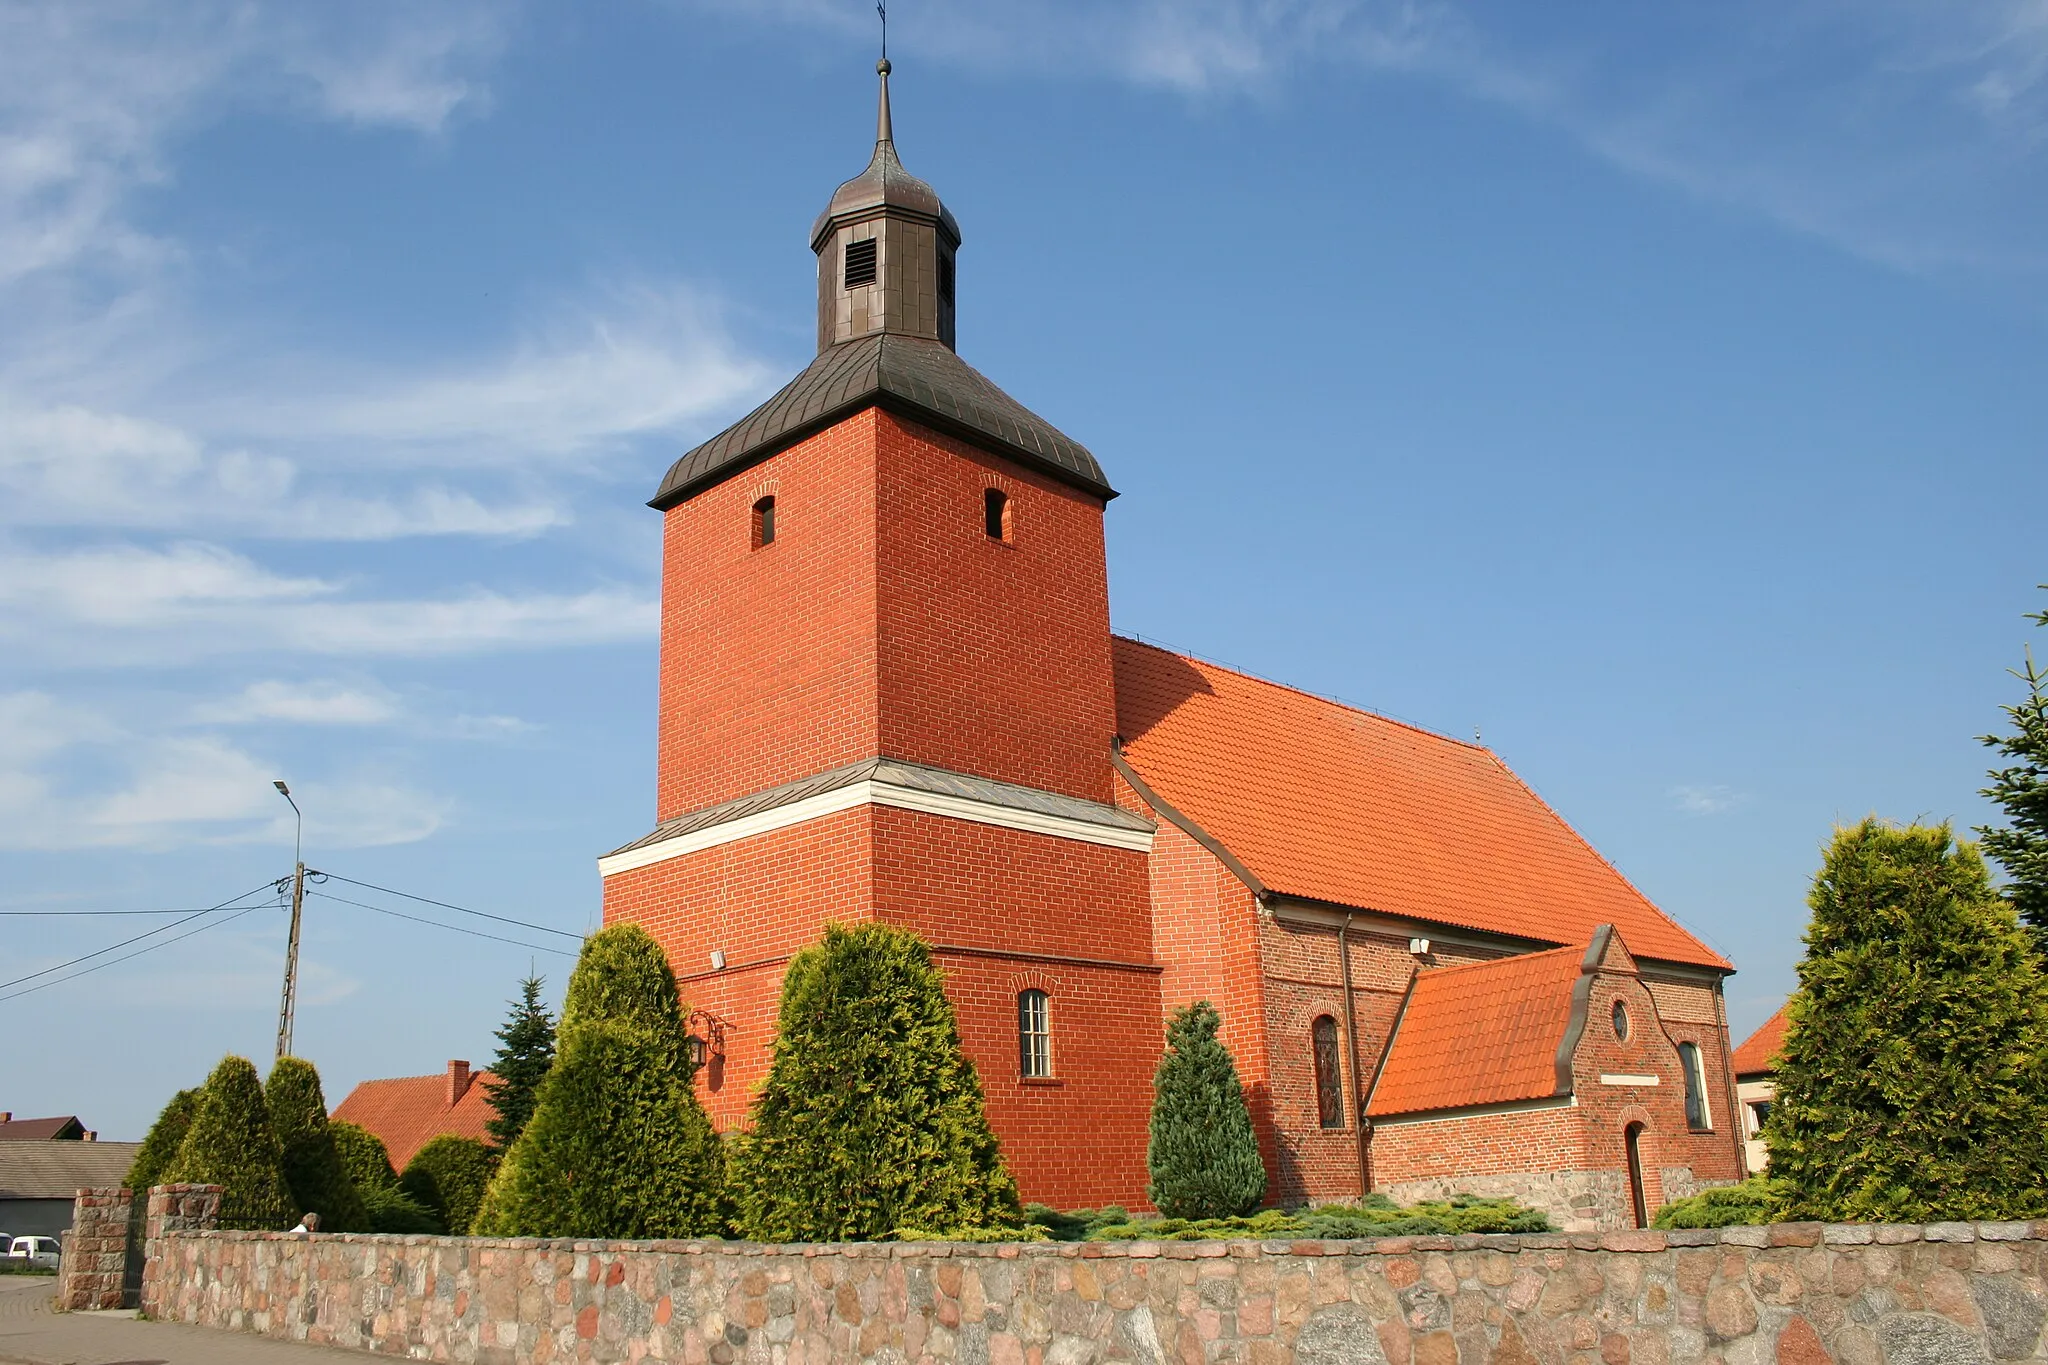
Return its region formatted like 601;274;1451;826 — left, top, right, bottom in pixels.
273;781;305;1060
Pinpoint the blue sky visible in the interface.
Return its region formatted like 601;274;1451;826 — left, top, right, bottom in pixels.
3;1;2044;1141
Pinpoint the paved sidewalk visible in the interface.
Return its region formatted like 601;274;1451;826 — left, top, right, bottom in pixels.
0;1278;378;1364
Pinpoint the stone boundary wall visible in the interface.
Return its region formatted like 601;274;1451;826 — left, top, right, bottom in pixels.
144;1221;2048;1365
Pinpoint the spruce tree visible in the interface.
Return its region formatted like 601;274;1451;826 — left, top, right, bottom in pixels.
127;1088;200;1192
482;974;556;1153
1981;591;2048;944
472;924;723;1238
400;1135;496;1236
727;922;1022;1241
264;1057;367;1232
1147;1000;1266;1219
164;1055;298;1230
1764;819;2048;1221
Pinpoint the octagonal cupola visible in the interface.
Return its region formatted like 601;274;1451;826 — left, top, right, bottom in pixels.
811;59;961;352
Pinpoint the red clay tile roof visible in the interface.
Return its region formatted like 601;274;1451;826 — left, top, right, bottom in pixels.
1731;1003;1790;1078
1113;639;1730;970
1367;944;1586;1117
330;1068;497;1170
0;1116;87;1140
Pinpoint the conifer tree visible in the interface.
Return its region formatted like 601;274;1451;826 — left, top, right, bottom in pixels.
1147;1000;1266;1220
265;1057;367;1231
127;1087;200;1193
482;974;556;1152
472;924;723;1238
1981;590;2048;945
400;1135;495;1236
728;923;1022;1241
328;1119;398;1192
1765;820;2048;1221
164;1055;298;1230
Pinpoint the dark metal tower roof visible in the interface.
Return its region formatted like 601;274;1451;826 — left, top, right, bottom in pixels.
650;332;1113;508
810;60;959;250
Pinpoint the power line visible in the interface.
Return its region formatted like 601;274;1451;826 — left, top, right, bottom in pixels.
314;872;584;940
0;902;276;1006
0;881;283;995
306;889;577;959
0;907;271;917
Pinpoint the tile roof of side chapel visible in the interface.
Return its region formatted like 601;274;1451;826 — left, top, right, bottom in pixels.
330;1070;497;1171
1111;637;1730;971
1731;1002;1791;1078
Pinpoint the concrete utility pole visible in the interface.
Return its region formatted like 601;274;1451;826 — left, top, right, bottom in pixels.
273;780;305;1060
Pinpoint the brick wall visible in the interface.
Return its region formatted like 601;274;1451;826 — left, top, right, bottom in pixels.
144;1220;2048;1365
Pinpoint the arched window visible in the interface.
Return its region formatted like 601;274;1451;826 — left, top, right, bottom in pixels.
1018;989;1051;1078
752;496;776;548
1312;1015;1344;1129
1611;999;1631;1041
1623;1122;1649;1228
1678;1041;1711;1130
984;487;1011;541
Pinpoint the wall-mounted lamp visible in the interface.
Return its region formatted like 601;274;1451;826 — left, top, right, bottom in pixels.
686;1034;708;1069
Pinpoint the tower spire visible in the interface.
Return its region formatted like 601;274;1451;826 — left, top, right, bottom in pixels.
877;57;893;146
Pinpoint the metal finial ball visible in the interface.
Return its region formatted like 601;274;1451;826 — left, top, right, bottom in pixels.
878;58;892;75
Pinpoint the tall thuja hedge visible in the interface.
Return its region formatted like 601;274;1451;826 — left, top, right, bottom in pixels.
164;1055;297;1230
729;923;1021;1241
266;1057;366;1231
400;1136;495;1236
127;1088;200;1193
1765;820;2048;1221
1147;1000;1266;1219
473;924;723;1238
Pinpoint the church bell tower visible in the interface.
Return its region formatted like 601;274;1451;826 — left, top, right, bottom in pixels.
600;62;1161;1210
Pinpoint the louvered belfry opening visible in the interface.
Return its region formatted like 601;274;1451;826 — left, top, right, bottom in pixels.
843;237;878;289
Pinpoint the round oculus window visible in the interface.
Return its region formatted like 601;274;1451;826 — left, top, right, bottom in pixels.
1612;1000;1631;1041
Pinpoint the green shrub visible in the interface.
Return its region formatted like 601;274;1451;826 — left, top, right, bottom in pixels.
1652;1177;1785;1229
164;1055;297;1230
399;1135;496;1236
265;1057;367;1232
1068;1194;1551;1242
1147;1001;1266;1220
360;1180;442;1234
727;922;1022;1241
329;1120;399;1192
1766;820;2048;1221
1023;1204;1131;1242
127;1088;200;1192
473;924;723;1238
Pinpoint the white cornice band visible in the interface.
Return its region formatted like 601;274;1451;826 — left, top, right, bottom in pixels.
599;777;1154;877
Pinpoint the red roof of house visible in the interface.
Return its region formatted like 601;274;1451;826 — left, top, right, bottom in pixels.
0;1116;88;1140
1367;944;1586;1117
1113;639;1729;970
1732;1003;1790;1078
330;1063;496;1170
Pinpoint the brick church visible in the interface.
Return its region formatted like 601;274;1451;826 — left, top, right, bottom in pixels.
599;64;1747;1231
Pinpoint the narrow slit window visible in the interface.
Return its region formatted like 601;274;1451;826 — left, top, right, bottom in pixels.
1678;1041;1711;1130
752;495;776;548
1312;1015;1344;1129
984;488;1011;541
843;237;878;289
1018;989;1051;1078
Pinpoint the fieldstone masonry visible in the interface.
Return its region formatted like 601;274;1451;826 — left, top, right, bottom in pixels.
56;1183;223;1311
136;1217;2048;1365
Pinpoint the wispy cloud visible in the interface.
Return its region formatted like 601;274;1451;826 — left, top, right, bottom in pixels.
1670;783;1746;817
0;690;447;851
194;680;402;727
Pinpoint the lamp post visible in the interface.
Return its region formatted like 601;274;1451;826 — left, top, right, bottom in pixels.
273;780;305;1060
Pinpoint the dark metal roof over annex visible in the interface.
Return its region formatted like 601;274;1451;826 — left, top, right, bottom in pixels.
649;332;1114;508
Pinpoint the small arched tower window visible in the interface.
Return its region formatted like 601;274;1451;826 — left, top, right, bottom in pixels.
1678;1041;1711;1130
1611;999;1630;1041
1018;989;1051;1078
752;496;776;548
1312;1015;1344;1129
984;487;1011;542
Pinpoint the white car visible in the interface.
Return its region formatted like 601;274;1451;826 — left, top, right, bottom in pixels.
7;1236;59;1268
